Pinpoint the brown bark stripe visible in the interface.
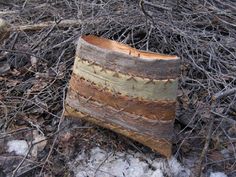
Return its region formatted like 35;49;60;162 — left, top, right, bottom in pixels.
76;35;180;80
66;90;174;140
65;105;172;158
73;57;178;101
69;74;176;121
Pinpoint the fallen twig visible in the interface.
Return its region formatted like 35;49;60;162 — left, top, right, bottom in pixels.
0;48;48;62
39;85;67;175
0;3;55;17
196;103;216;177
13;19;83;31
213;88;236;101
142;0;172;11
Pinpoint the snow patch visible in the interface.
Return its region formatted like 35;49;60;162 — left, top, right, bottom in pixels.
210;172;228;177
7;140;29;156
70;147;191;177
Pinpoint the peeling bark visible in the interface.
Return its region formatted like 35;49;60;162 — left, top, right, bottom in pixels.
65;35;180;158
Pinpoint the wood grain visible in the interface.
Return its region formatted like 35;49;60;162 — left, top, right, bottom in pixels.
65;105;172;158
65;35;180;158
73;57;178;101
66;90;174;139
76;35;180;80
69;74;176;121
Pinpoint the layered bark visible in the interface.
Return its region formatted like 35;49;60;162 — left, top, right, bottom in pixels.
65;105;172;157
76;35;180;80
65;35;180;157
69;74;176;121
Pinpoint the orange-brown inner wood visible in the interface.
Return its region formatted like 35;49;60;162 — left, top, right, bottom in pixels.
81;35;179;60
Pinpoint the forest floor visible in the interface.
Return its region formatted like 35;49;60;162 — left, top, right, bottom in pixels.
0;0;235;177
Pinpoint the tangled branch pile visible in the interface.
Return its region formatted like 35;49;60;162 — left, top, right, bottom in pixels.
0;0;235;176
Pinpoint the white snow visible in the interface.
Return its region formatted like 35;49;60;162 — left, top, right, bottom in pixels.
7;140;29;156
70;147;191;177
210;172;228;177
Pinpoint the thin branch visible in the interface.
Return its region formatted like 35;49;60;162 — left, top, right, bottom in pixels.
12;19;93;32
196;104;216;177
142;0;172;11
213;88;236;101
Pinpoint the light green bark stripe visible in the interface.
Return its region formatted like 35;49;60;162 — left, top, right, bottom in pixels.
73;57;178;101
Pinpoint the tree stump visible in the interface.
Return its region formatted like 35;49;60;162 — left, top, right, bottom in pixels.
65;35;180;157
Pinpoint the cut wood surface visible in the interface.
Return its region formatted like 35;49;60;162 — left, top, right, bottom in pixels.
66;35;180;157
77;35;180;80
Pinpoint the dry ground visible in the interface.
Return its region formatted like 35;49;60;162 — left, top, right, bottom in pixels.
0;0;236;176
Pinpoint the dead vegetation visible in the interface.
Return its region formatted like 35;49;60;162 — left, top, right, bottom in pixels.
0;0;235;176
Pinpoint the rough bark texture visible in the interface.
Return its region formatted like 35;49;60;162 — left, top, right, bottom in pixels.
65;35;180;158
73;57;178;100
76;35;180;80
69;74;176;120
65;105;172;158
67;90;174;139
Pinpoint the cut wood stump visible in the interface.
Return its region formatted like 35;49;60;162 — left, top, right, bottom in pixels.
65;35;180;157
